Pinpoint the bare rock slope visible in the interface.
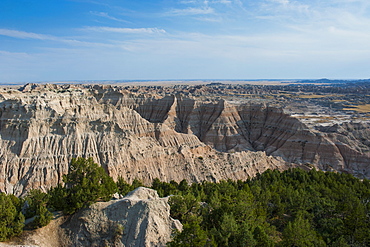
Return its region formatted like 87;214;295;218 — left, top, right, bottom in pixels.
0;85;286;196
100;86;370;178
0;84;369;195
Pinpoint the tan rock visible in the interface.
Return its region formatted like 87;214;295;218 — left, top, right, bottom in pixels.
62;187;181;247
1;84;369;196
0;85;288;196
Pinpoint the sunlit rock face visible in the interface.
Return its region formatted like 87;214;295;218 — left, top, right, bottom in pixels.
0;84;369;195
114;88;370;178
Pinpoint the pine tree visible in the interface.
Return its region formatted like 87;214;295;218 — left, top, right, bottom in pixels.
281;215;321;247
0;193;25;241
49;157;117;214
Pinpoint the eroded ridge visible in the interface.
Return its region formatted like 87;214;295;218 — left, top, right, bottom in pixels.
0;84;369;195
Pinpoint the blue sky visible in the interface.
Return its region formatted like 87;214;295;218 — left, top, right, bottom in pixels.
1;0;370;83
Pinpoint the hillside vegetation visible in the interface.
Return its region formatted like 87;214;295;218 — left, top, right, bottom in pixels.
0;158;369;246
153;168;370;246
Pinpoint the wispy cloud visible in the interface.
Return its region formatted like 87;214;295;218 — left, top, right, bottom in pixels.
0;29;55;40
0;50;30;57
262;0;311;16
0;28;113;47
261;0;370;37
83;26;166;34
68;0;111;7
211;0;232;4
269;0;289;5
195;16;223;22
90;11;130;23
2;0;370;82
165;7;214;16
180;0;197;3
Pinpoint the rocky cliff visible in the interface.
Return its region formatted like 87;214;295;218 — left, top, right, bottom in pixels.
0;84;369;196
96;86;370;177
0;84;286;196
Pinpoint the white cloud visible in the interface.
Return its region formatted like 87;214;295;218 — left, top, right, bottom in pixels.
2;0;370;82
165;7;214;16
0;28;114;48
0;29;55;40
0;27;166;51
180;0;231;5
180;0;197;4
90;11;130;23
0;50;30;58
195;16;223;22
2;25;370;82
269;0;289;5
212;0;232;3
264;0;310;14
83;26;166;34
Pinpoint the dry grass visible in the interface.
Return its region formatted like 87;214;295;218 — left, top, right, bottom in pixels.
295;115;335;120
298;94;328;99
272;93;293;97
343;104;370;113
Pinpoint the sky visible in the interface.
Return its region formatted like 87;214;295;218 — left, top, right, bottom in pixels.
0;0;370;83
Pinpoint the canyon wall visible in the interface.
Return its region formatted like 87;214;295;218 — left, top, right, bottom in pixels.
0;85;286;196
0;84;369;195
98;86;370;177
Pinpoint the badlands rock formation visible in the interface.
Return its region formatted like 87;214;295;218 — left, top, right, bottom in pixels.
0;84;286;196
96;85;370;177
4;187;180;247
0;84;369;195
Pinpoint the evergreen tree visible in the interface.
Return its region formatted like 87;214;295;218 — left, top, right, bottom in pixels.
219;213;239;246
169;193;200;222
281;215;322;247
131;178;144;190
49;157;117;214
168;222;211;247
234;223;257;247
163;168;370;247
117;176;132;196
24;189;53;228
253;225;274;247
0;193;24;241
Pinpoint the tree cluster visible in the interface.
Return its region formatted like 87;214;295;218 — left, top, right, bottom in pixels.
151;168;370;247
48;157;117;214
1;161;369;246
0;157;117;241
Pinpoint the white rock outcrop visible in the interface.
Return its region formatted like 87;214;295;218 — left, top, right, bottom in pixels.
62;187;181;247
